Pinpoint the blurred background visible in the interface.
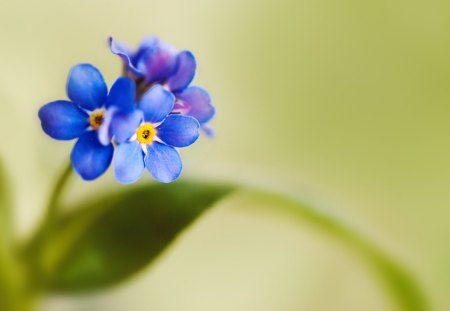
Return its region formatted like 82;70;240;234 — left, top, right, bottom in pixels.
1;0;450;310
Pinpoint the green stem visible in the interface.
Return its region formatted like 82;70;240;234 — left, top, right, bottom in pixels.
42;162;73;233
35;161;73;277
21;162;73;299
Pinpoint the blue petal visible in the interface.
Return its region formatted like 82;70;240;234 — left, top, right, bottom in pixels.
145;142;182;183
157;115;200;147
110;109;143;143
139;84;175;123
106;77;136;113
175;86;215;125
67;64;107;111
38;100;88;140
71;131;114;181
109;37;144;76
166;51;196;92
98;108;143;145
114;141;145;184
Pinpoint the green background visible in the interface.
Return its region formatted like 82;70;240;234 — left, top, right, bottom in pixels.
0;0;449;309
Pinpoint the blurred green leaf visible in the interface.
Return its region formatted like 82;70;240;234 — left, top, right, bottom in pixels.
41;181;426;311
44;181;236;292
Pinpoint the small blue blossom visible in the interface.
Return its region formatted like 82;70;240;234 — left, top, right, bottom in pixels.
109;37;215;130
102;77;200;184
39;64;114;181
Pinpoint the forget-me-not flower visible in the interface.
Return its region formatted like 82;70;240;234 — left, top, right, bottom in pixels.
38;64;114;180
102;77;200;184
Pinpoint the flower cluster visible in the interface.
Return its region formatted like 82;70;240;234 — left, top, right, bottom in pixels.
39;37;215;183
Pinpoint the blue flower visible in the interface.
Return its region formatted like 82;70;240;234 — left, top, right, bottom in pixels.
38;64;114;181
102;77;200;184
109;37;215;129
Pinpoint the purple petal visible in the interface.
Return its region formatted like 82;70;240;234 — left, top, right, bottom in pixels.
132;37;160;71
67;64;107;111
166;51;196;92
175;86;215;125
139;84;175;123
71;131;114;181
106;77;136;113
114;141;145;184
145;142;182;183
38;100;88;140
109;37;144;76
157;115;200;147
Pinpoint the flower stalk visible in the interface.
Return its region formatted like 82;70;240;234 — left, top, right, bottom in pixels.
43;162;73;232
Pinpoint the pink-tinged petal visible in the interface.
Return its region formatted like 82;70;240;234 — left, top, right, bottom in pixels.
175;86;215;125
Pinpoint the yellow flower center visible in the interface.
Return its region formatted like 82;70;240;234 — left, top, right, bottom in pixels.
89;109;105;130
136;123;156;144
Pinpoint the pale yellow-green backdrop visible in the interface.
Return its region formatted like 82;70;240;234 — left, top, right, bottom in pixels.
0;0;449;310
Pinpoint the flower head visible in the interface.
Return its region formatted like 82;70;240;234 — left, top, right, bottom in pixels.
104;78;200;183
109;37;215;130
38;64;114;180
39;36;213;184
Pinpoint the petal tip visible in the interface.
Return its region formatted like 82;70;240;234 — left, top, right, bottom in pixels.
66;64;107;111
70;131;114;181
145;142;183;183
